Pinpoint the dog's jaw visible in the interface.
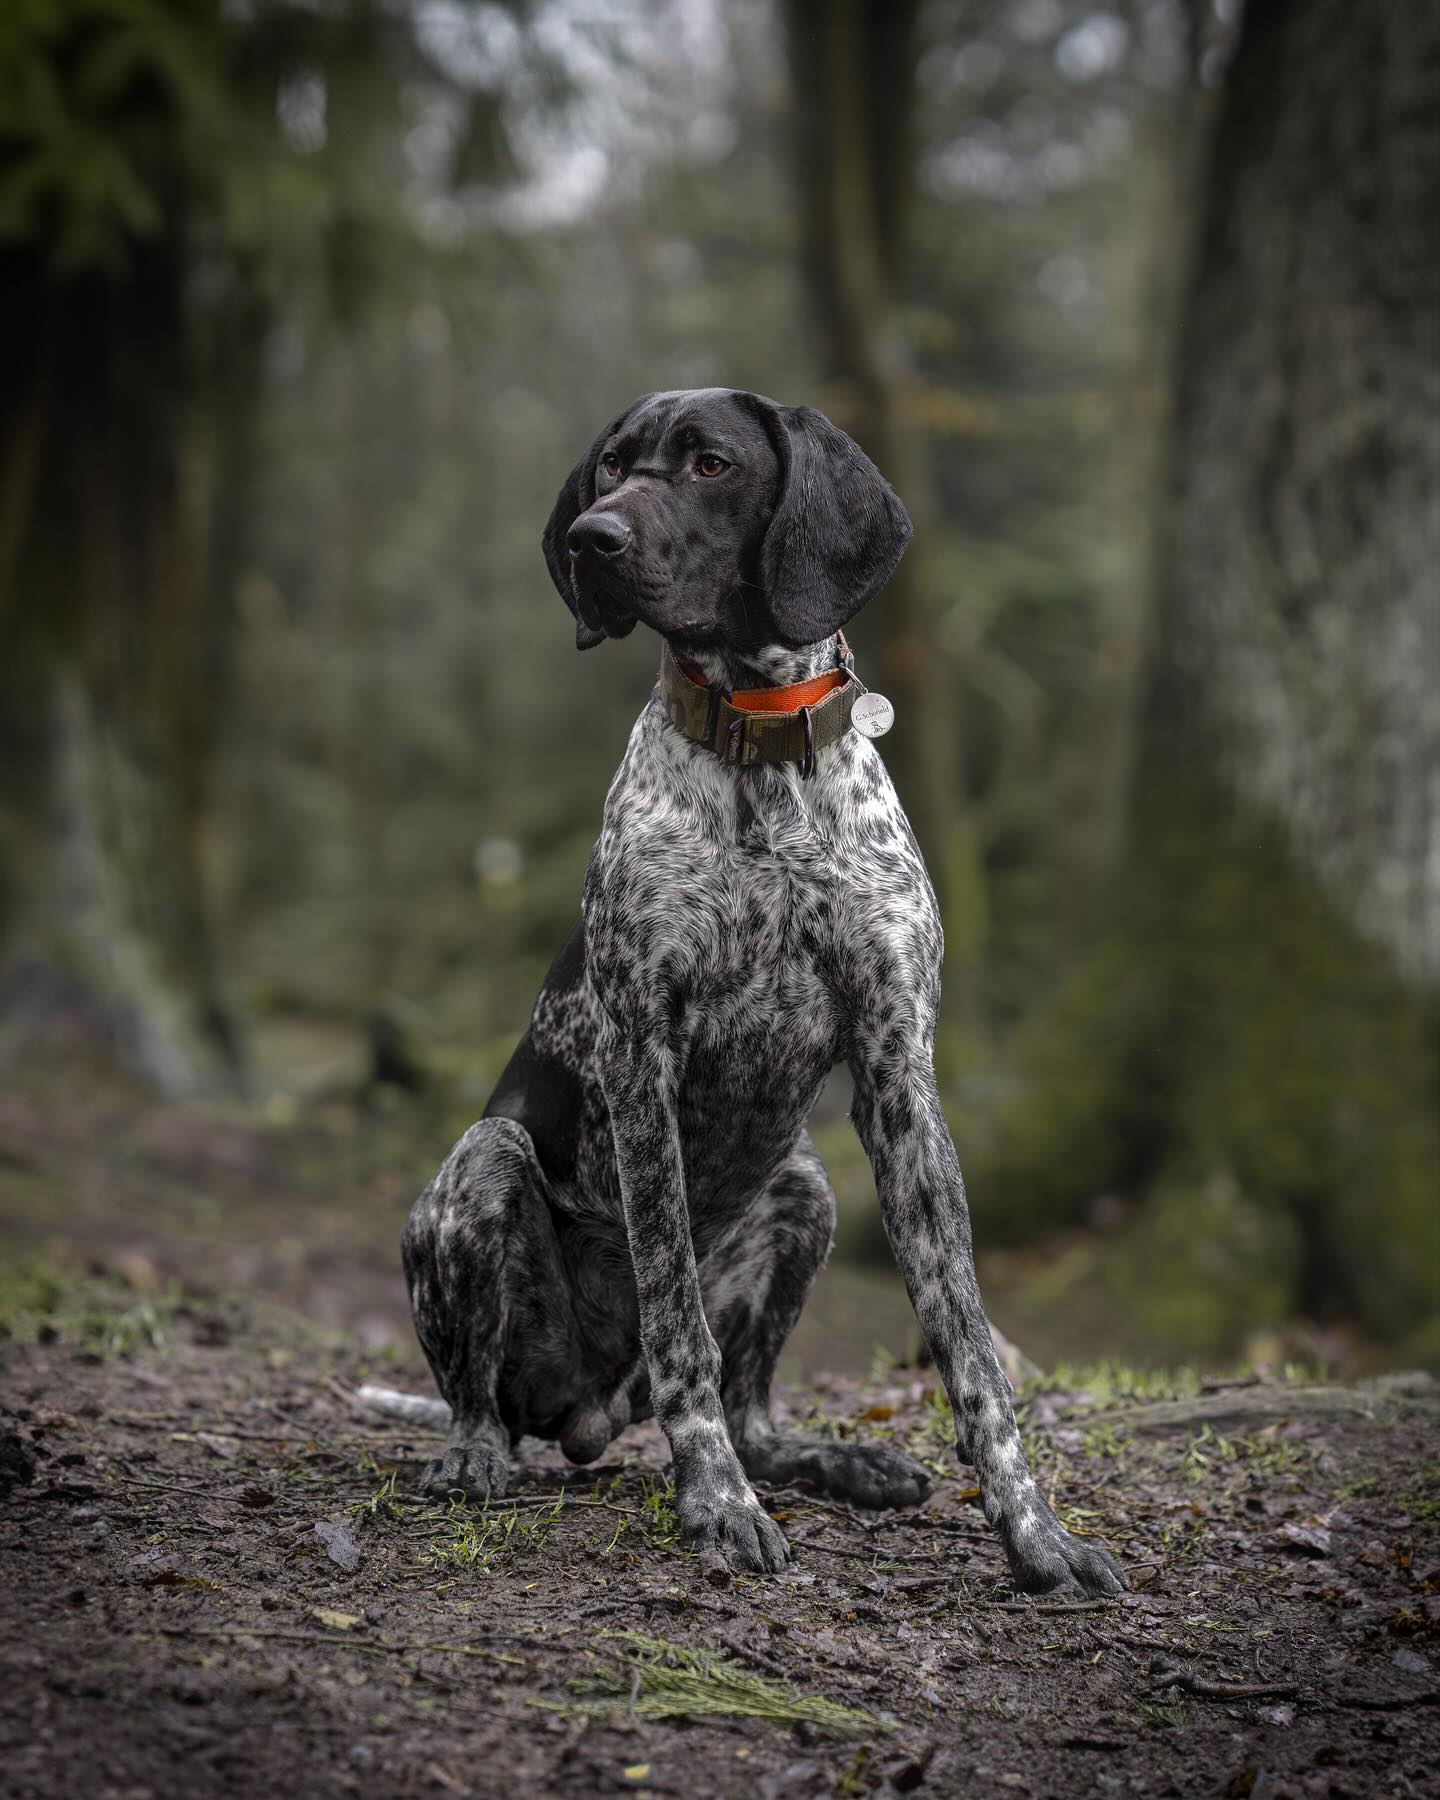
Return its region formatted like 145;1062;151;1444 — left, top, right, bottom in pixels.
668;632;843;693
573;576;637;649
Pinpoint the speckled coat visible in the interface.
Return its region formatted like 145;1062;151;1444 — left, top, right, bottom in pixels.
388;390;1124;1595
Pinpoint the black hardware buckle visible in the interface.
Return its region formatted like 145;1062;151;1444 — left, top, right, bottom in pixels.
799;705;815;780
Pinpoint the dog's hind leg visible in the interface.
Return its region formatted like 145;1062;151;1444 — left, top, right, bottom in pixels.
401;1117;571;1503
704;1134;931;1511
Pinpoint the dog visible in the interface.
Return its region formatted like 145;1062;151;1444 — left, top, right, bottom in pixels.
364;389;1124;1595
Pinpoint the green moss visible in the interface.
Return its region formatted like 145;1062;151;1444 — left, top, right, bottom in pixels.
1098;1171;1300;1361
965;802;1440;1356
959;935;1162;1242
1023;1361;1204;1406
0;1254;179;1356
427;1497;566;1573
534;1631;894;1735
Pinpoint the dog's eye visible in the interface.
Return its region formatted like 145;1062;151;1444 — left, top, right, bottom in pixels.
696;453;729;478
600;453;621;479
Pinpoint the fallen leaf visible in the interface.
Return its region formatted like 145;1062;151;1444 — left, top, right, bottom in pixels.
314;1518;362;1572
623;1767;651;1784
197;1433;240;1459
312;1608;362;1631
33;1409;80;1431
129;1550;185;1587
114;1251;161;1293
857;1405;895;1422
1277;1518;1331;1557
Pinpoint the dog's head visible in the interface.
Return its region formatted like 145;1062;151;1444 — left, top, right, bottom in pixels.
542;389;912;652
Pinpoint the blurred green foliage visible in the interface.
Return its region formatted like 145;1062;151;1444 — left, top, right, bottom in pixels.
0;0;420;282
1;0;1434;1369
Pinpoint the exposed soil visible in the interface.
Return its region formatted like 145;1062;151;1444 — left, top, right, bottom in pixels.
0;1063;1437;1798
2;1271;1437;1800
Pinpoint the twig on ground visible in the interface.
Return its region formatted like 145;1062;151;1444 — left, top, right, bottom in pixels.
110;1472;217;1497
151;1623;534;1668
763;1491;872;1530
322;1376;361;1411
798;1536;921;1567
871;1515;993;1543
1145;1657;1297;1701
114;1414;318;1444
1097;1629;1184;1657
976;1599;1120;1615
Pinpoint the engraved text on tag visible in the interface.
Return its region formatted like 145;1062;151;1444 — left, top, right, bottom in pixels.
852;692;895;739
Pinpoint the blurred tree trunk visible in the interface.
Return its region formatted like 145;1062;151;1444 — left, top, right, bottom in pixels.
972;0;1440;1354
0;229;245;1096
1149;0;1440;985
783;0;985;1019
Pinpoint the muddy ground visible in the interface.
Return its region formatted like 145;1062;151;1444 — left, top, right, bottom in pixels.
1;1071;1438;1798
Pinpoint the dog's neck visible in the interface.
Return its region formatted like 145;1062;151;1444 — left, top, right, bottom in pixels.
666;635;841;694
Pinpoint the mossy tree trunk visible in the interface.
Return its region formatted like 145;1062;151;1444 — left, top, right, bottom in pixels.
0;217;246;1096
782;0;984;1017
973;0;1440;1357
1155;0;1440;985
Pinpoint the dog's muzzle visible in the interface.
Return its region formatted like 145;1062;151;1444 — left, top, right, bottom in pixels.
569;513;639;640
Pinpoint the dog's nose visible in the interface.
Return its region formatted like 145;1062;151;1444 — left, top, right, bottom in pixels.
568;513;632;560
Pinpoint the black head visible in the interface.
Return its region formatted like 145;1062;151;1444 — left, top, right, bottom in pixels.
541;388;912;652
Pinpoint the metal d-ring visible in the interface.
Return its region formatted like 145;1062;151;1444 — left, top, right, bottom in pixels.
799;704;815;780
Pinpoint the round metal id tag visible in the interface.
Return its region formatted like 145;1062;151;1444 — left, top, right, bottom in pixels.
852;690;895;739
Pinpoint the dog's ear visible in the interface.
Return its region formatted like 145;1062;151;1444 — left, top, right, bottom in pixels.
542;396;654;651
742;398;912;647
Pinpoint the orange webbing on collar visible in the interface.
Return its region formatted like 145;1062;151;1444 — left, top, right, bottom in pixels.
673;657;849;715
729;666;849;713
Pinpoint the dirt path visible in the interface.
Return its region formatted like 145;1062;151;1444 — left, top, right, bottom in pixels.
1;1267;1436;1799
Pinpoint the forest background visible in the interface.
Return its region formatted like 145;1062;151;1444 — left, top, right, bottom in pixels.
2;0;1436;1379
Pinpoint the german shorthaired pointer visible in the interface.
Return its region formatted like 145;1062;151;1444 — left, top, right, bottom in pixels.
367;388;1125;1596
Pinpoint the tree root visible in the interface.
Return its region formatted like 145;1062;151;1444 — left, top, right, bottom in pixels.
1088;1372;1436;1436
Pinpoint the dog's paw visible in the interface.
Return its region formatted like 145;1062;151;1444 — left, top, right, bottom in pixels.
742;1434;932;1510
1002;1508;1127;1598
677;1483;791;1574
417;1442;510;1505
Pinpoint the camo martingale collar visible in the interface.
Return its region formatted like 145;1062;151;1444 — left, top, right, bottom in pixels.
657;635;859;777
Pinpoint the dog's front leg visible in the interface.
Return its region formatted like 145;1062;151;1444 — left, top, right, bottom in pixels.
601;1034;791;1574
850;1034;1126;1598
